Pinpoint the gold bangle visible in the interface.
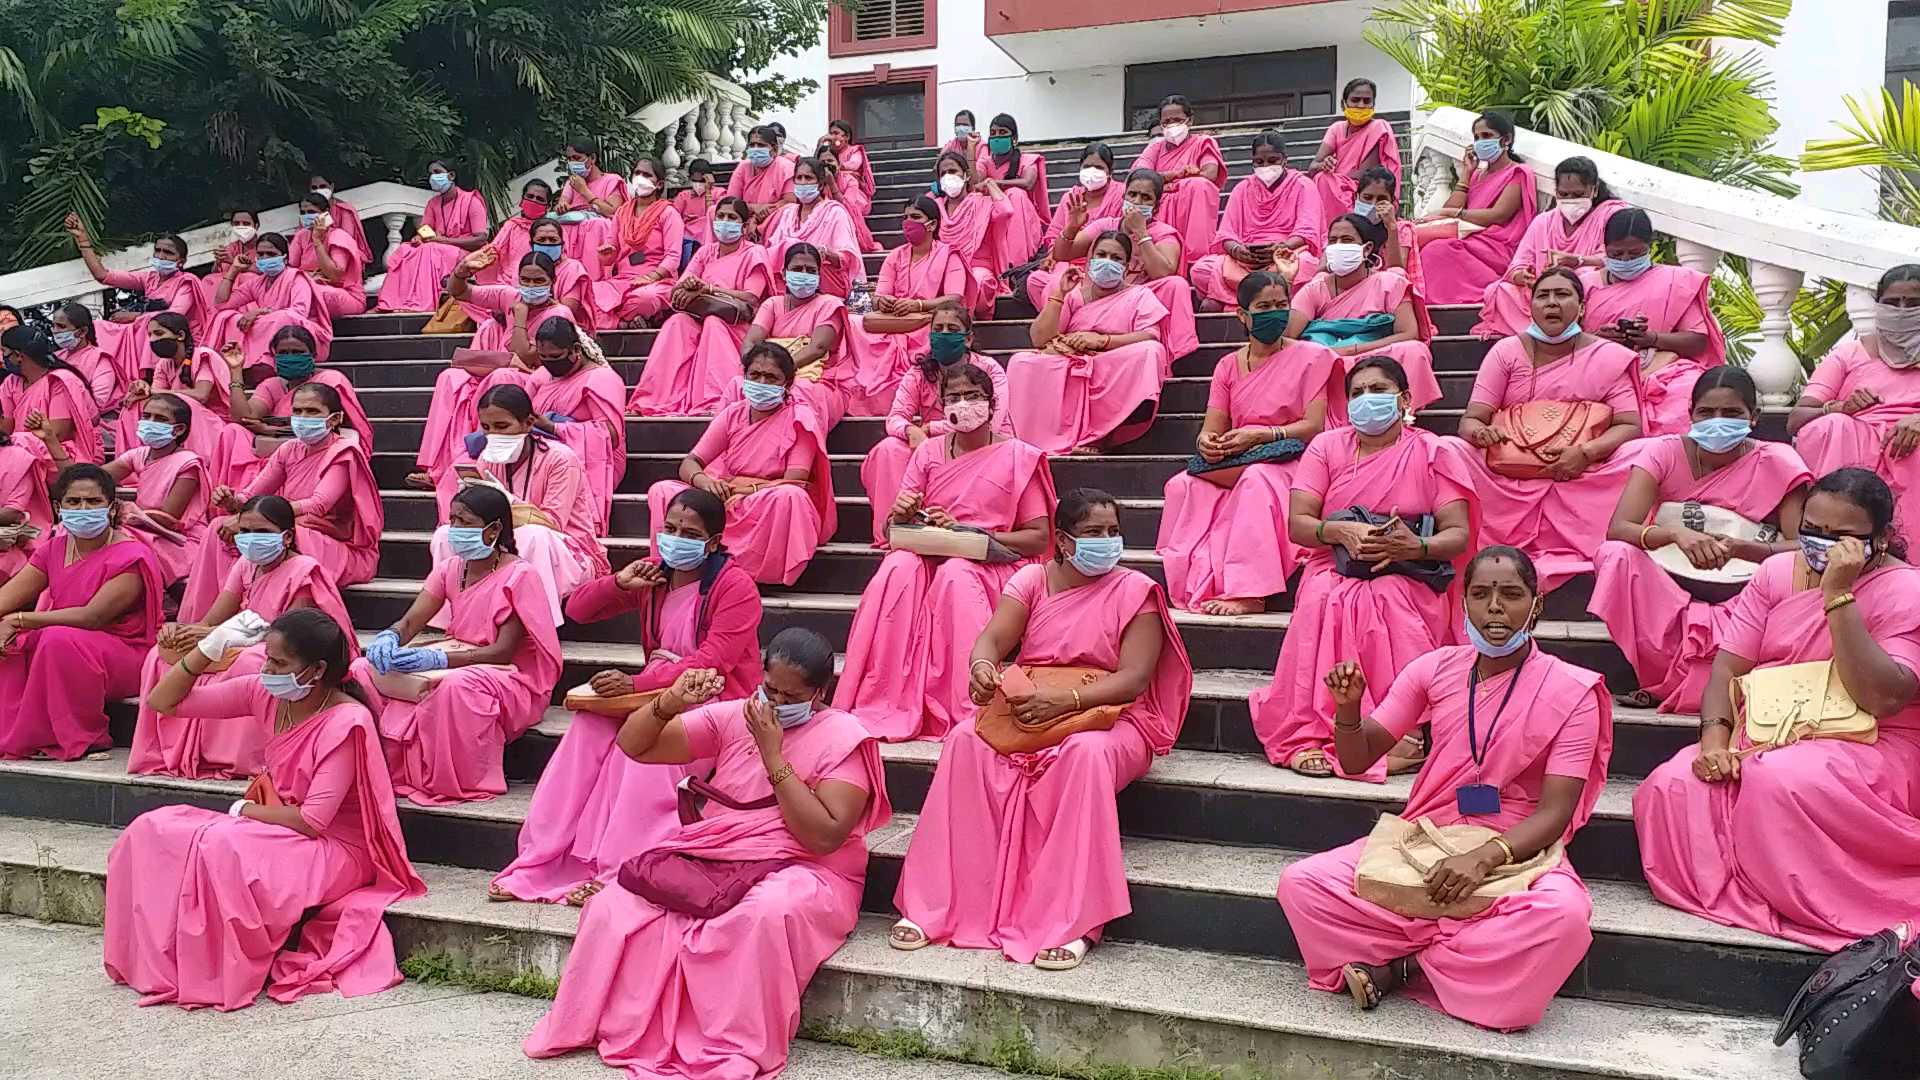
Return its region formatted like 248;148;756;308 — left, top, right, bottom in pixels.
1824;591;1857;615
1491;836;1517;865
767;763;796;787
1639;524;1656;550
971;658;997;676
1071;689;1083;712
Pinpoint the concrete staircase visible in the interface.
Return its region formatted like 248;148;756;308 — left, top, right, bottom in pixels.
0;117;1806;1077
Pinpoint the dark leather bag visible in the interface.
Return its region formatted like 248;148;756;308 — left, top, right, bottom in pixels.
616;776;792;918
1773;924;1920;1079
1327;507;1455;594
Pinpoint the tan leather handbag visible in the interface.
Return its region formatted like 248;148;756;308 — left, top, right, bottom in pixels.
1354;814;1563;919
423;296;477;335
974;665;1129;756
1485;399;1611;479
1734;660;1877;756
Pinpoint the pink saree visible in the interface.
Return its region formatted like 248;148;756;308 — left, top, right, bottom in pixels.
589;202;685;325
1635;556;1920;950
524;702;889;1080
4;368;103;465
1576;265;1728;436
1155;341;1341;608
363;557;563;805
128;553;357;779
1588;436;1812;714
287;228;366;318
835;438;1055;741
1796;339;1920;550
938;191;1015;313
1311;118;1402;211
842;241;970;415
1026;215;1198;361
894;564;1193;963
113;446;211;585
752;293;854;428
1133;133;1227;260
94;269;214;380
0;443;52;583
625;241;772;417
726;155;797;207
558;172;628;281
1288;267;1442;421
207;268;333;369
764;200;864;299
529;362;628;530
376;186;491;312
1470;200;1629;338
1278;645;1611;1030
0;534;162;760
432;438;611;621
113;347;252;487
1005;284;1171;453
1419;161;1537;304
976;151;1048;266
105;685;425;1010
1189;169;1326;303
1043;182;1127;247
413;290;574;479
860;352;1011;545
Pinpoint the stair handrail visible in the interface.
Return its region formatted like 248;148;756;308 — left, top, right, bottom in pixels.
1412;105;1918;402
504;72;758;198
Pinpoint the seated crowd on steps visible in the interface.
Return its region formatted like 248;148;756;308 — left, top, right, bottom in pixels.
0;76;1912;1077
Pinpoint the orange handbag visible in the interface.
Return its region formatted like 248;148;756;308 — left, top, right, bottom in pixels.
1485;399;1611;479
974;665;1130;756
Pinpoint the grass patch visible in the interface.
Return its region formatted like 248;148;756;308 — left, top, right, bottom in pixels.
800;1019;1230;1079
400;948;559;1000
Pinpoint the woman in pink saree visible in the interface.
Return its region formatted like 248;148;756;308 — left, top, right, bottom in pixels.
103;393;209;587
307;173;373;263
0;433;53;585
889;490;1192;969
1307;79;1402;214
1581;209;1726;437
112;313;244;481
649;343;835;587
518;318;627;527
1418;112;1538;305
431;384;609;621
1252;358;1480;779
181;383;382;621
1190;130;1325;305
1285;213;1441;423
106;608;424;1010
0;464;163;760
1590;369;1810;714
524;628;888;1079
1029;170;1199;362
50;302;128;418
225;326;376;481
1007;232;1173;454
626;197;772;417
1634;468;1920;950
556;140;629;281
590;155;684;327
1042;143;1127;254
0;325;103;467
764;156;865;300
837;364;1054;742
62;214;214;379
360;485;563;805
1156;272;1339;614
207;231;334;373
490;488;764;906
129;494;357;779
1354;167;1436;339
673;160;718;247
815;140;882;259
861;304;1011;545
375;160;493;312
844;195;970;408
476;179;553;286
1132;94;1227;260
212;210;260;282
825;120;883;252
288;194;366;318
943;109;985;163
728;125;798;235
935;150;1021;313
1471;157;1627;338
1457;270;1643;593
974;113;1048;260
1279;546;1612;1030
744;245;857;425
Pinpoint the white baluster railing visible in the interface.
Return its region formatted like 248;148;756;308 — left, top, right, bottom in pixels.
1413;106;1920;404
506;73;758;197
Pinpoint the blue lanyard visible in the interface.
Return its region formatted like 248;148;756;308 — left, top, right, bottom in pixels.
1467;655;1526;769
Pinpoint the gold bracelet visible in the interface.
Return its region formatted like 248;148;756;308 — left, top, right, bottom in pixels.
971;658;998;676
1639;524;1656;550
767;763;796;787
1824;591;1857;615
1491;836;1517;865
1071;689;1083;712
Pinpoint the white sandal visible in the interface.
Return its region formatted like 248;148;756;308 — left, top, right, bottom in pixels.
1032;937;1090;971
888;917;931;952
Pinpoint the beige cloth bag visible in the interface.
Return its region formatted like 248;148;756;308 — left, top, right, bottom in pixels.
1353;814;1563;919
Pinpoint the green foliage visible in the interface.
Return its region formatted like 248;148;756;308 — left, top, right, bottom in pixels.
1804;81;1920;227
399;948;559;999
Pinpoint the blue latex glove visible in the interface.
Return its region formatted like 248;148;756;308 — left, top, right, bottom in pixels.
388;646;450;674
543;411;574;426
364;630;402;673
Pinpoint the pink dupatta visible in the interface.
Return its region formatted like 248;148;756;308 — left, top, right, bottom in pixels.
1313;119;1402;209
701;398;838;539
1217;170;1325;256
419;557;564;739
5;368;103;464
765;201;864;297
529;363;628;528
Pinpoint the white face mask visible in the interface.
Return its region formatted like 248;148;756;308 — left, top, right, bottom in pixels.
1162;123;1190;145
231;225;257;243
312;186;333;200
630;175;657;198
939;173;967;198
1253;164;1285;186
1557;197;1593;224
688;180;708;195
479;432;528;463
1323;242;1367;276
1079;166;1109;191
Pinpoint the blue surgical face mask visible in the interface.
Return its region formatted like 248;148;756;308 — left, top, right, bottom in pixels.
785;270;820;299
746;147;773;168
259;669;316;702
1087;257;1126;289
234;531;287;566
567;160;589;176
531;242;564;262
1525;320;1582;344
1347;392;1404;436
1473;137;1504;162
755;686;815;729
1067;534;1124;577
151;257;179;276
136;419;179;449
655;532;710;570
742;379;787;410
1124;201;1155;221
954;125;974;140
428;172;453;192
447;525;496;561
255;254;287;277
289;415;332;444
1350;200;1379;221
1606;254;1653;280
712;219;744;243
793;183;820;204
60;507;112;539
1687;417;1752;454
518;285;553;305
52;330;80;351
299;212;319;229
1464;616;1532;658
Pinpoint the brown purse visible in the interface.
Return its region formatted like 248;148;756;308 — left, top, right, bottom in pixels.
974;665;1129;756
1485;398;1611;479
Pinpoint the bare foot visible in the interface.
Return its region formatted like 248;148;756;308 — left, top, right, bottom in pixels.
1199;597;1264;616
1289;748;1335;778
564;880;605;907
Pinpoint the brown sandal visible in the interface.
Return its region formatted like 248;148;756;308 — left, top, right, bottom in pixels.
565;880;605;907
1289;748;1335;778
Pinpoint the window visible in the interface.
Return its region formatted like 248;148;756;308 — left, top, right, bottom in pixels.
829;66;938;149
1890;2;1920;95
1125;48;1337;130
829;0;935;57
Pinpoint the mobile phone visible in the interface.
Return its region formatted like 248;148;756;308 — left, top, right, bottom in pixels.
1617;318;1637;331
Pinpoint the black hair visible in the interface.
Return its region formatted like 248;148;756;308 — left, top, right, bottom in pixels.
827;119;852;138
270;608;373;710
915;300;974;381
452;483;519;555
783;242;822;271
254;231;289;256
908;193;942;224
667;487;727;537
1532;266;1586;301
1055;487;1118;534
1158;94;1192;119
630;153;665;182
715;195;751;222
687;157;714;177
425;159;451;175
562;137;600;158
1347;355;1410;394
1341;78;1378;104
518;251;558;277
940;362;997;412
53;462;116;504
1250;130;1288;157
764;626;835;689
1603;207;1654;245
146;391;193;439
1355;165;1398;199
954;109;977;127
240;493;299;553
744;341;797;383
152;310;195;355
534;316;584;355
1126;167;1166;202
270;324;318;355
1689;364;1757;412
1811;467;1908;559
1090;228;1135;265
1476;111;1523;162
989;113;1020;166
1465;544;1539;593
1236;269;1289;310
527;217;563;245
748;124;779;146
768;121;787;139
791;155;825;185
230;208;260;226
1081;142;1116;171
55;302;98;347
300;192;332;213
1876;264;1920;300
477;382;535;420
522;177;554;201
935;150;974;181
1554;156;1614;203
291;380;344;417
1332;212;1388;253
154;232;188;260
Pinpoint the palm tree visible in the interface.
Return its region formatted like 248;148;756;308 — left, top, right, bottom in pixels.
1803;81;1920;227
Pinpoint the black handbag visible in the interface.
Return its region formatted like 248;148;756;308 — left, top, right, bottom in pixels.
1774;925;1920;1080
1184;437;1306;475
1327;507;1455;595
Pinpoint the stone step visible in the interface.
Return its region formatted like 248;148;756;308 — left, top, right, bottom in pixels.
859;112;1412;163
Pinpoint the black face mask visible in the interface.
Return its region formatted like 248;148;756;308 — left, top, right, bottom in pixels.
542;356;575;379
150;339;182;359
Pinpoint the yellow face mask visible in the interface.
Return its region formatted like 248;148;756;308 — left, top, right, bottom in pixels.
1345;106;1375;127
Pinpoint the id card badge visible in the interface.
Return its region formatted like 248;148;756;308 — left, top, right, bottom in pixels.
1456;783;1501;816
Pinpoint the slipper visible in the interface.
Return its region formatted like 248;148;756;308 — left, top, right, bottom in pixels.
1613;689;1659;709
1342;963;1383;1010
1289;748;1335;778
565;881;605;908
888;917;931;952
1033;937;1090;971
487;883;517;903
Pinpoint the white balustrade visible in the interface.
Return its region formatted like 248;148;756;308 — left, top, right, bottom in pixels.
1413;106;1920;402
507;73;757;195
